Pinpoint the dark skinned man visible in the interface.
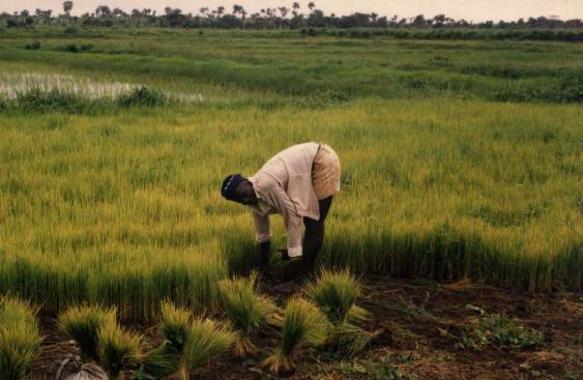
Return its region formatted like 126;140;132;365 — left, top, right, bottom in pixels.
220;142;341;291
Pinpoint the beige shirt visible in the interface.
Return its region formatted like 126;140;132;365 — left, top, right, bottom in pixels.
248;142;321;257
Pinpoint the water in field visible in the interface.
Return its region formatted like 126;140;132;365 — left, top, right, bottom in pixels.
0;72;205;103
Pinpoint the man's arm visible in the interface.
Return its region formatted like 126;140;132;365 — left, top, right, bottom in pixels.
252;211;272;271
268;187;303;258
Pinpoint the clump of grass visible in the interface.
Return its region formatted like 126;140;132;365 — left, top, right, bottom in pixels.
58;305;117;361
157;301;234;379
305;270;372;355
159;301;192;354
184;318;234;371
460;314;544;351
218;274;277;356
98;322;143;379
305;269;364;324
263;297;328;376
137;342;181;380
0;297;42;380
117;86;168;108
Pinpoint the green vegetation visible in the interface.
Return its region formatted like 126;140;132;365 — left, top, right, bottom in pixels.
0;297;41;380
98;322;143;379
218;274;277;356
158;302;234;379
0;27;582;325
58;305;117;360
460;314;545;350
306;270;371;355
264;297;328;375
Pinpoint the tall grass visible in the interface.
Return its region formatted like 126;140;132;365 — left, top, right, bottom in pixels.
0;30;582;320
0;297;42;380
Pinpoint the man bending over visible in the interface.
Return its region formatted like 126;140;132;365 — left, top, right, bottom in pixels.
220;142;341;287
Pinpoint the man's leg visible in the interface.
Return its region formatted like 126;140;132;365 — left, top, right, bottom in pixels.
299;196;333;277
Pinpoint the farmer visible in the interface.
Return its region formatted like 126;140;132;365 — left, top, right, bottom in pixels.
220;142;341;287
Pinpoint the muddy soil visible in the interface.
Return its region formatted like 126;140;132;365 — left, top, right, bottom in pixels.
30;276;583;379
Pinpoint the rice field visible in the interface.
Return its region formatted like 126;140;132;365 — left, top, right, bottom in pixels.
0;28;582;322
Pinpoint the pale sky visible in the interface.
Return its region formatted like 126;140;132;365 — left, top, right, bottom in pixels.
2;0;581;22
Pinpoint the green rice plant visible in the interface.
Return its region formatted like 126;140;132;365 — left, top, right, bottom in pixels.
218;274;277;356
0;297;42;380
98;321;143;379
159;301;192;354
136;341;181;380
263;297;328;376
57;305;116;361
157;301;233;378
305;269;366;325
305;270;372;355
182;318;234;375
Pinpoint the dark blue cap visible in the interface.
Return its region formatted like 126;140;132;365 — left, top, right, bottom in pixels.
221;174;245;201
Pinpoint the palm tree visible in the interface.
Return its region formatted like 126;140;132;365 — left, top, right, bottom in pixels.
278;7;289;18
292;2;300;17
62;0;73;16
308;2;316;11
217;6;225;17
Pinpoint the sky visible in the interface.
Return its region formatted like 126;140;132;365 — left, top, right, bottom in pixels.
2;0;581;22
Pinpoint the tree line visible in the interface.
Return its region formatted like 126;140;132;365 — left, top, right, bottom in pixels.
3;1;583;30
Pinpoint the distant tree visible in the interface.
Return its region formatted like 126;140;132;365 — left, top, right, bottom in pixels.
233;5;243;16
278;7;289;18
95;5;111;18
63;1;73;16
308;2;316;12
217;6;225;17
292;2;300;16
412;14;427;27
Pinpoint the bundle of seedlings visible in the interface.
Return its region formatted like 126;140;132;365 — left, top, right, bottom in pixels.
263;297;328;376
0;296;42;380
58;305;143;380
143;301;234;380
305;269;372;356
218;274;277;357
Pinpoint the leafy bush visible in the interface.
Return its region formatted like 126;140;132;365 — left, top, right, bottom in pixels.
218;274;276;356
16;87;88;113
0;297;41;380
263;297;328;376
24;41;41;50
98;322;143;379
117;86;168;108
58;305;116;360
460;314;544;350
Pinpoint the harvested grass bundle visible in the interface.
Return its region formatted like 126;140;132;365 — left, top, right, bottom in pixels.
158;301;234;379
305;269;365;324
263;297;328;376
184;318;234;371
305;270;372;355
98;322;143;379
218;274;276;356
57;305;116;361
0;297;41;380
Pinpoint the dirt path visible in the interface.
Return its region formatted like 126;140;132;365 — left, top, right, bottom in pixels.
31;276;583;379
